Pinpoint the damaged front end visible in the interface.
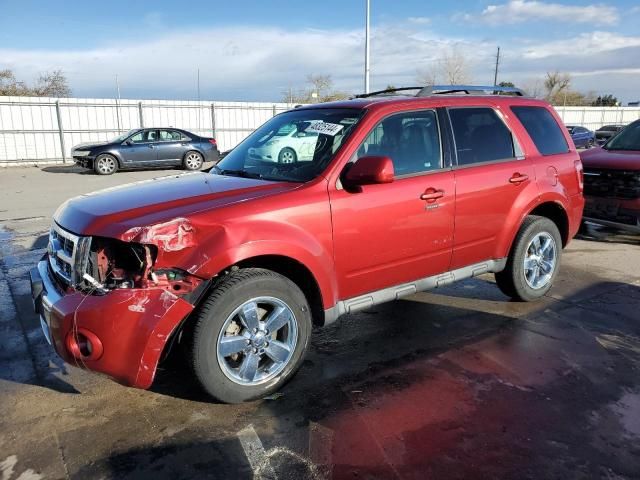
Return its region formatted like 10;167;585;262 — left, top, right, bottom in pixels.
85;236;202;296
32;219;208;389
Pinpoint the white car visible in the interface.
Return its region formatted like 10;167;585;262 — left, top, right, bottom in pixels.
249;124;319;163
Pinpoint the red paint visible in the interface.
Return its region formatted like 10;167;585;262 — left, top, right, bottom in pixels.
42;94;583;389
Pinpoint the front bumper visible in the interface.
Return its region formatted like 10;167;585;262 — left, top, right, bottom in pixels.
583;195;640;233
73;156;95;168
30;259;194;389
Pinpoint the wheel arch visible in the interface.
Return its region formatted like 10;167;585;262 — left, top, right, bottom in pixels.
98;149;124;168
528;201;570;247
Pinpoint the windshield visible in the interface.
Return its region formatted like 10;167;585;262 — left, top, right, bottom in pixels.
604;121;640;151
213;108;364;182
566;126;576;134
111;130;137;143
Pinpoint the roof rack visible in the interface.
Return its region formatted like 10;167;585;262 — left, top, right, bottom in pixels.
354;84;525;99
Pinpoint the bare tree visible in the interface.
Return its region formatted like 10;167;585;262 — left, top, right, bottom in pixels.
33;70;71;97
544;71;571;100
542;71;593;106
0;68;71;97
415;47;472;86
281;74;349;104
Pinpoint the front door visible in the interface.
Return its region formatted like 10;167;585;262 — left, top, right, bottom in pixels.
330;109;455;300
120;129;158;166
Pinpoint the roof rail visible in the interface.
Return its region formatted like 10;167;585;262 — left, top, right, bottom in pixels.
354;84;525;99
354;86;424;99
417;85;525;97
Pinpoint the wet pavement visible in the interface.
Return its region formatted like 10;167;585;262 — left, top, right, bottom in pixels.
1;165;639;479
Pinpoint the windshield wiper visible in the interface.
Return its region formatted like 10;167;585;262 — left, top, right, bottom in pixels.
213;167;264;179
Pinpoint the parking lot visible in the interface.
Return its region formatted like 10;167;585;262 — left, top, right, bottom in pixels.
1;165;639;479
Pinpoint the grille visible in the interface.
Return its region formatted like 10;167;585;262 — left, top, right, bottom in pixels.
48;223;91;287
584;169;640;200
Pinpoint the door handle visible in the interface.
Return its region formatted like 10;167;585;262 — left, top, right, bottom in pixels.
148;144;155;149
509;173;529;184
420;188;444;201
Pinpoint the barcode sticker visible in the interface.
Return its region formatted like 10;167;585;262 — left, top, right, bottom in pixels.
305;122;344;136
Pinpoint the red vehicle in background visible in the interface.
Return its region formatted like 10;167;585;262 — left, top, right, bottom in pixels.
581;119;640;233
30;85;584;403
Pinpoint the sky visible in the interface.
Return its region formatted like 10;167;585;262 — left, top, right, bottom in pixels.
1;0;639;103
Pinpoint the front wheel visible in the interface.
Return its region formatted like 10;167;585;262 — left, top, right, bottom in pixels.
495;216;562;301
190;268;312;403
586;138;595;148
93;154;118;175
278;147;297;164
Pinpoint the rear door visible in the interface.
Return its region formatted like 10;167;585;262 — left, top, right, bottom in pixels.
448;106;538;269
119;129;159;166
155;129;187;165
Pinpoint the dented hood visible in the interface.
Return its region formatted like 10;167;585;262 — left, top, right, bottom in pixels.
54;172;298;238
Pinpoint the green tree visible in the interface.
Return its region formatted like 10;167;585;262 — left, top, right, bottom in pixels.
592;94;618;106
498;81;515;87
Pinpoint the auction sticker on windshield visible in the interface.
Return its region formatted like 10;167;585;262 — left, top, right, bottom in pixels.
305;122;344;136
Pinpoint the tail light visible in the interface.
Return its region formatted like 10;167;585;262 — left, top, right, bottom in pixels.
574;160;584;193
208;138;217;147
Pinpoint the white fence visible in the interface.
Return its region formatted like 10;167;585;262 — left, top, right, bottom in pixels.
553;106;640;132
0;96;639;165
0;96;294;165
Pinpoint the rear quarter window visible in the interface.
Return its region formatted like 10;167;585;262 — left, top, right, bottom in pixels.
511;106;569;155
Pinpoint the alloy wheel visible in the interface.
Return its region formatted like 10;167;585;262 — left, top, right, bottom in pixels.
523;232;557;289
216;297;298;386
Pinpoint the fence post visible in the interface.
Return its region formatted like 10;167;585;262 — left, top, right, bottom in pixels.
272;104;277;117
211;103;217;139
55;100;67;164
138;102;144;128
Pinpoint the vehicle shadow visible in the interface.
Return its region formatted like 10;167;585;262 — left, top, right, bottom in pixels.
73;281;640;479
40;165;92;174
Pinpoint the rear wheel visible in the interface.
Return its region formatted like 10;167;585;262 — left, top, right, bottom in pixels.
495;216;562;301
190;268;312;403
93;154;118;175
183;151;204;170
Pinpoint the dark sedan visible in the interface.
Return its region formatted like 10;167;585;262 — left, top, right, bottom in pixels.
71;128;219;175
595;124;625;146
566;125;595;148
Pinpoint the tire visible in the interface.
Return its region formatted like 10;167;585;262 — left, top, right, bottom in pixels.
278;147;297;164
183;151;204;171
494;215;562;302
586;139;594;149
190;268;312;403
93;154;118;175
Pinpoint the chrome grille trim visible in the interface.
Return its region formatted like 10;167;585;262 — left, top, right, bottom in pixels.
48;223;91;286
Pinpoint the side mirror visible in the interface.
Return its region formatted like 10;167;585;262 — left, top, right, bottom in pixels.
124;140;133;146
343;156;394;186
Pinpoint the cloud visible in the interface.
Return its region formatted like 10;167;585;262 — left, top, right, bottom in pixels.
460;0;619;26
407;17;431;25
0;24;638;102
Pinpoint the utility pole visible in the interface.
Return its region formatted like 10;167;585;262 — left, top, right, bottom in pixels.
364;0;370;93
493;46;500;86
197;68;201;133
115;74;122;133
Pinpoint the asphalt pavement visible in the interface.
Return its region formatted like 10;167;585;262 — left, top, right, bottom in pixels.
0;164;639;480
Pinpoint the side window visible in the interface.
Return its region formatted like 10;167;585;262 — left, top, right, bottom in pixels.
129;131;145;143
449;108;515;166
159;130;182;141
146;130;158;142
357;110;441;176
511;106;569;155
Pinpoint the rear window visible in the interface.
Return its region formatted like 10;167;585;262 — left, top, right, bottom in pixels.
512;106;568;155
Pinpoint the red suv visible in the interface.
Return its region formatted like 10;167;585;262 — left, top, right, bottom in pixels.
30;86;584;403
